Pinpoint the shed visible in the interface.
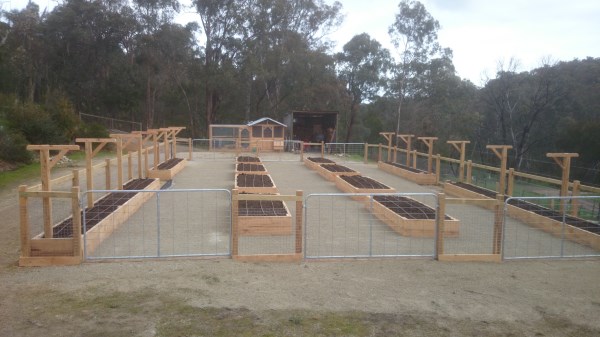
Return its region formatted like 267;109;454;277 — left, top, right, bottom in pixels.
209;118;287;152
283;110;338;144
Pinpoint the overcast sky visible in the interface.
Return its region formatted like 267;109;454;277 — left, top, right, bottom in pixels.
4;0;599;85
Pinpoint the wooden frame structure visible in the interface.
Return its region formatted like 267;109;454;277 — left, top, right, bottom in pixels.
417;137;438;173
379;132;394;162
486;145;512;195
547;153;579;213
447;140;470;182
210;118;287;152
396;134;414;166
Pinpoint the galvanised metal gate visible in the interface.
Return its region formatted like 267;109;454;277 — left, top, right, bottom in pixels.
304;193;439;259
83;189;231;260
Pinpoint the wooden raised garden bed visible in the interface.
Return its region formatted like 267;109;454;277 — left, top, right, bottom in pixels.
238;198;292;236
236;163;268;175
304;157;336;170
237;156;261;163
315;164;360;182
378;161;437;185
235;173;278;194
147;158;186;180
371;195;459;237
29;178;160;259
335;175;396;202
443;181;497;209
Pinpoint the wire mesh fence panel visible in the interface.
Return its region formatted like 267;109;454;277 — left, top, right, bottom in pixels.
192;139;237;160
84;189;231;260
503;196;600;259
25;197;73;240
304;193;437;259
438;159;460;182
259;140;302;162
323;143;365;163
442;202;498;255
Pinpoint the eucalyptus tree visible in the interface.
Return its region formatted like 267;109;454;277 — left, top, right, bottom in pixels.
388;0;442;135
336;33;390;142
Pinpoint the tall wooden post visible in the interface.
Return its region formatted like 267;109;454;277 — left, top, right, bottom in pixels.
397;134;414;166
547;153;579;214
188;138;192;160
507;168;515;196
418;137;438;173
378;144;382;162
466;160;473;184
231;189;239;257
320;141;324;158
486;145;513;195
105;159;111;189
26;144;79;238
412;150;418;169
363;143;368;163
379;132;394;162
571;180;581;217
110;133;143;187
71;186;82;258
127;152;133;180
435;154;441;184
435;193;446;259
295;190;303;255
19;185;30;258
447;140;470;182
76;138;115;208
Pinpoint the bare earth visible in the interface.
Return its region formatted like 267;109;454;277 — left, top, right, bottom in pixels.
1;156;599;336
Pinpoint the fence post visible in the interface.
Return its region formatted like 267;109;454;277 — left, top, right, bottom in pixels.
295;190;303;255
393;146;398;163
378;143;382;162
71;187;82;259
493;194;504;255
466;160;473;184
300;142;304;161
105;158;111;190
231;189;239;257
412;150;417;169
571;180;581;217
507;168;515;196
72;169;79;188
144;148;149;178
321;141;324;158
128;152;133;181
188;138;192;160
435;193;446;260
435;154;441;184
363;143;368;164
19;185;30;258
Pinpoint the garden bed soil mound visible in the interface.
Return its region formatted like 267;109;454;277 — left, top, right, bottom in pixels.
236;163;266;172
385;161;426;174
238;200;288;216
450;182;600;234
236;174;274;187
52;178;156;238
307;157;335;164
374;195;451;220
321;164;357;173
341;175;391;189
237;156;261;163
156;158;184;170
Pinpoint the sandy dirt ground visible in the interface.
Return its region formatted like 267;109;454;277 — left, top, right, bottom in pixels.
1;155;599;336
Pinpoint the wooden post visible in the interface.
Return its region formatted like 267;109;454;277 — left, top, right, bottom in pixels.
363;143;368;163
188;138;192;160
378;144;382;162
115;138;123;189
412;150;417;169
379;132;394;162
393;146;398;163
127;152;133;181
547;153;579;214
153;130;159;169
300;142;304;161
571;180;581;217
447;141;470;182
137;137;143;178
493;194;505;255
26;144;80;238
110;134;143;187
396;134;414;166
435;193;446;259
435;154;441;184
466;160;473;184
507;168;515;196
144;149;149;178
295;190;303;255
418;137;438;173
486;145;513;194
19;185;30;258
71;187;82;258
72;169;79;189
231;189;239;257
321;141;324;158
76;138;115;208
105;159;111;189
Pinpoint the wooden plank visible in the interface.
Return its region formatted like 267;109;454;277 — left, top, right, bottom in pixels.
438;254;502;262
26;144;79;151
295;190;303;254
20;191;75;198
30;238;74;255
19;256;82;267
19;185;30;258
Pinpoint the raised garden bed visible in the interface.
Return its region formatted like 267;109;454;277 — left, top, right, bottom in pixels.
238;198;292;236
147;157;186;180
304;157;336;170
235;173;278;194
237;156;261;163
315;164;360;182
236;163;267;175
31;178;160;257
372;195;459;237
445;181;600;251
335;175;396;202
378;161;437;185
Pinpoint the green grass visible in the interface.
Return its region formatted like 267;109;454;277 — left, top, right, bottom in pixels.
0;162;41;189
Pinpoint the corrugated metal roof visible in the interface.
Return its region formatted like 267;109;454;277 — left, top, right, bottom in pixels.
247;117;287;127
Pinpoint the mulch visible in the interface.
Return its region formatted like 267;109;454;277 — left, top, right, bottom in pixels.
341;175;391;189
236;174;274;187
307;157;336;164
238;200;288;216
321;164;356;173
156;158;184;170
374;195;452;220
385;161;427;174
237;156;261;163
236;163;266;172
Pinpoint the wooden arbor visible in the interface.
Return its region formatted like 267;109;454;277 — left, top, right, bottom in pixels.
486;145;512;195
417;137;438;173
547;153;579;213
447;141;470;182
109;133;143;189
397;134;414;166
379;132;395;162
76;138;116;208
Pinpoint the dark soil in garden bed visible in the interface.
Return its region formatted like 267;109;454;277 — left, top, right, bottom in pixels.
308;157;335;164
51;178;156;238
236;163;266;172
237;156;261;163
374;195;452;220
341;175;391;189
385;161;427;174
236;174;274;187
155;158;184;170
449;181;600;234
321;164;356;173
238;200;288;216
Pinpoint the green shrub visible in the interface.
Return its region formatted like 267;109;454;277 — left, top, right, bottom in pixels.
0;127;31;163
